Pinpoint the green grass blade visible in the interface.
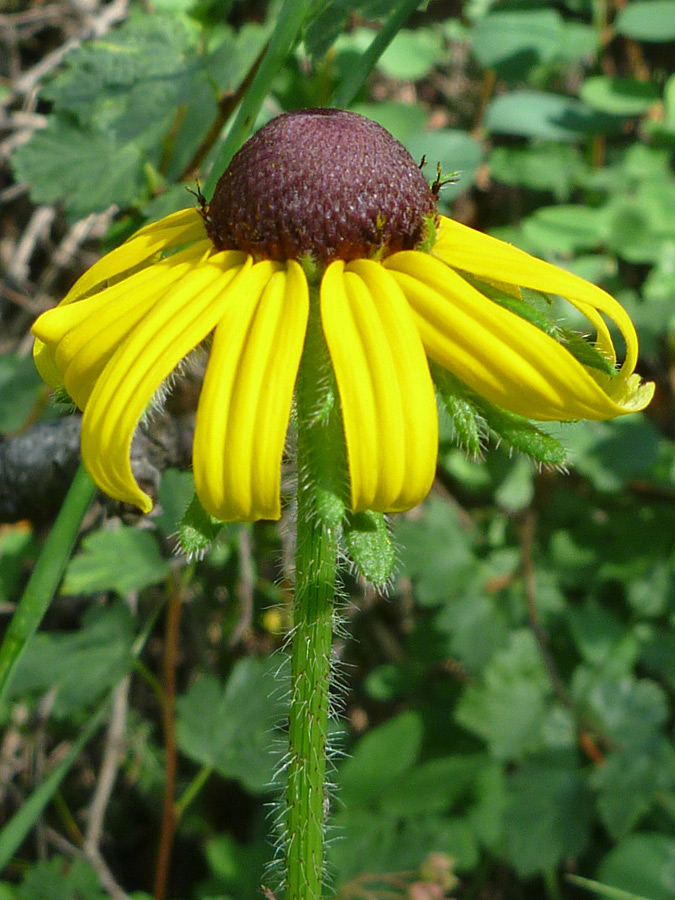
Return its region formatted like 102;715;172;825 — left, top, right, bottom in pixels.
203;0;315;197
0;462;95;709
567;875;655;900
329;0;423;109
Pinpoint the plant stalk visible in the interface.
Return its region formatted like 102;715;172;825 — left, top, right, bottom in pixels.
284;288;341;900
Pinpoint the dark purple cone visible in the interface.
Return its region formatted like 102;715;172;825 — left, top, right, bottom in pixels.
207;108;438;264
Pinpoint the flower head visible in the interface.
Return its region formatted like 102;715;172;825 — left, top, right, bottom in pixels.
32;109;654;521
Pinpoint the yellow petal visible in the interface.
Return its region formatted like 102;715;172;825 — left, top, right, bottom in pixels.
193;261;308;521
81;252;251;512
385;251;653;421
34;245;226;409
321;260;438;513
62;208;209;305
432;216;639;375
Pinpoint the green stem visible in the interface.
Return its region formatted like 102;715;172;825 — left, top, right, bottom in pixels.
329;0;423;109
0;461;95;709
203;0;314;198
285;290;343;900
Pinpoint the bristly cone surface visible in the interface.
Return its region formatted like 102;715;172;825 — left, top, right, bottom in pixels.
207;108;439;264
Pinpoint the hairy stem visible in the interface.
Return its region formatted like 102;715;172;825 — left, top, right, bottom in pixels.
285;290;342;900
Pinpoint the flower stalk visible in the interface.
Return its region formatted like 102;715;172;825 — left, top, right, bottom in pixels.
285;287;343;900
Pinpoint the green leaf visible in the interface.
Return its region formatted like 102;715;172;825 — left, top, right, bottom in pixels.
433;365;485;458
580;77;660;116
592;737;675;839
396;498;477;606
489;144;582;202
12;121;144;219
9;603;135;717
62;526;170;595
377;754;487;817
598;833;675;900
154;469;196;537
343;511;396;586
485;91;623;142
503;753;593;876
346;26;446;81
0;355;44;432
178;493;226;559
471;9;564;81
616;1;675;42
339;711;422;806
521;204;610;254
455;630;551;760
303;0;392;60
175;656;286;793
16;857;106;900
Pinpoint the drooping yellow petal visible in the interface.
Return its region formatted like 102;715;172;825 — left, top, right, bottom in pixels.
385;251;653;421
321;259;438;513
80;252;251;511
33;244;224;407
62;208;209;305
193;261;308;521
432;216;639;376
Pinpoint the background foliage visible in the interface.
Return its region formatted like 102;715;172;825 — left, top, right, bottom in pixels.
1;1;675;899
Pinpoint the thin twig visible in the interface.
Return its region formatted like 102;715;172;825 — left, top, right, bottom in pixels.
519;509;575;710
46;827;133;900
84;592;137;854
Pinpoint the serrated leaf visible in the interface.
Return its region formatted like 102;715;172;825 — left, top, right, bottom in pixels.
17;856;106;900
396;498;477;606
175;656;287;793
455;630;551;760
8;603;135;718
12;122;144;218
344;511;396;586
592;737;675;839
62;526;170;595
503;752;593;876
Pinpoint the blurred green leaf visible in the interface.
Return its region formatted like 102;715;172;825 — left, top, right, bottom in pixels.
9;602;134;718
615;1;675;42
592;737;675;838
455;631;552;760
396;499;477;606
339;711;422;805
62;526;171;595
598;833;675;900
580;76;660;116
489;144;582;201
0;356;44;432
503;753;593;876
471;9;563;81
486;91;623;141
521;204;609;254
176;656;286;792
16;856;106;900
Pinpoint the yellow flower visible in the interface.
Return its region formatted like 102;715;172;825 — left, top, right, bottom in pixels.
31;110;653;522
